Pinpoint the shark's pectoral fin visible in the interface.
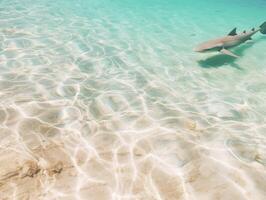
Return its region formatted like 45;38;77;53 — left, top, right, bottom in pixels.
220;48;239;58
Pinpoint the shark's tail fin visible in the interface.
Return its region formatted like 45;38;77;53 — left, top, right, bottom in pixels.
260;21;266;34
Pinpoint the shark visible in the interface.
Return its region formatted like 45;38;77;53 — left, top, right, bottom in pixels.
194;21;266;58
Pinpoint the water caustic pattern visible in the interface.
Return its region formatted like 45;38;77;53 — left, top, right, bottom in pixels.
0;0;266;199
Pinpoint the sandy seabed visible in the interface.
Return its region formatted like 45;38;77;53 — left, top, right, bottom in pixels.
1;100;266;200
0;52;265;199
1;100;265;200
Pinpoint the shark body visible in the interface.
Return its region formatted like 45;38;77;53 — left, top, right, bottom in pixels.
194;22;266;58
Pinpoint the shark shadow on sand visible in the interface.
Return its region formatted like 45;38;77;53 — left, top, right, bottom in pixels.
197;37;264;69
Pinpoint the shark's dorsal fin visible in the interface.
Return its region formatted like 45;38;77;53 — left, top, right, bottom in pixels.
228;28;237;36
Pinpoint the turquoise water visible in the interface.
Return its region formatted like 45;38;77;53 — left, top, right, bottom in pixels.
1;0;266;199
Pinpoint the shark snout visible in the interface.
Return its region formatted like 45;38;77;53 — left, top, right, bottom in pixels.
193;43;207;52
193;47;204;52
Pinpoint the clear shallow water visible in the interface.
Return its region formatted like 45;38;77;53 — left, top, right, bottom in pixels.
0;0;266;199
